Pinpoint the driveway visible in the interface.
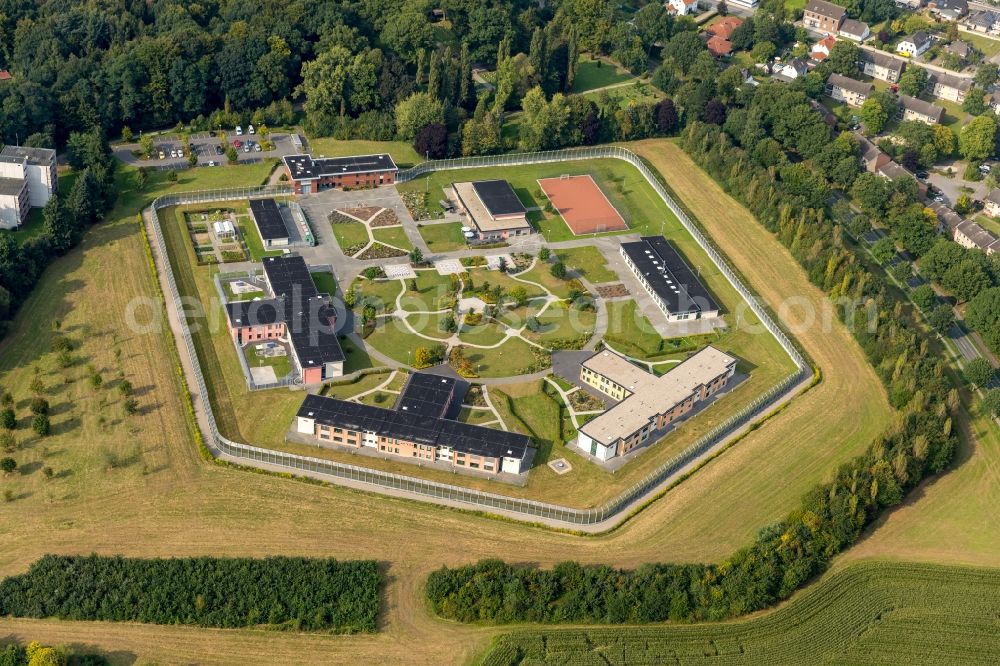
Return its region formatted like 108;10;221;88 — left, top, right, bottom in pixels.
927;160;990;206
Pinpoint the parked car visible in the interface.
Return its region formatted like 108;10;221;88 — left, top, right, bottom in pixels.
254;143;262;152
916;171;928;179
248;124;255;135
158;151;165;160
243;144;251;153
235;125;243;136
980;164;992;173
934;195;945;203
233;139;242;148
207;161;217;167
215;145;224;155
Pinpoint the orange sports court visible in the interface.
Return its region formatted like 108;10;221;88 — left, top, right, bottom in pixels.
537;174;629;235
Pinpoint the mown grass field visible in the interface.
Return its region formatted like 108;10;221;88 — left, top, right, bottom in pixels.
570;55;635;93
418;221;467;252
0;142;918;666
475;561;1000;665
307;138;422;168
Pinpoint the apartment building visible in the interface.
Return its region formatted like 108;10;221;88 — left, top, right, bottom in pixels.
0;146;56;228
295;373;531;476
577;347;738;462
803;0;846;34
826;73;873;107
898;94;945;124
928;71;971;103
858;50;905;83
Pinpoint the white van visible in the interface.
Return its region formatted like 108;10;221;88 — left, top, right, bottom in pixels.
235;125;243;136
247;124;255;135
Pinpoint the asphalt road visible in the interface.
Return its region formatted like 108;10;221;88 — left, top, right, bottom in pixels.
113;132;301;169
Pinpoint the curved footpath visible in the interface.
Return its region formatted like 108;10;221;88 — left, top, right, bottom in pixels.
143;205;810;532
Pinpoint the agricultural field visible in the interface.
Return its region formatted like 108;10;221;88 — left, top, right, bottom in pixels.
0;141;927;666
477;561;1000;665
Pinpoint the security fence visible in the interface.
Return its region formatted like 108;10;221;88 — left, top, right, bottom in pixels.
147;147;808;527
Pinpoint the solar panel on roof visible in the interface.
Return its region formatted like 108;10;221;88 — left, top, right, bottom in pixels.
471;180;526;217
249;199;289;241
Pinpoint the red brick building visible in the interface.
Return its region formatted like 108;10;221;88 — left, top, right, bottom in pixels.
282;153;398;194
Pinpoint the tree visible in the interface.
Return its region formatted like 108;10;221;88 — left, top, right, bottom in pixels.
871;237;896;264
409;247;424;264
927;304;955;333
29;397;48;415
123;398;139;416
656;99;679;134
121;126;133;142
32;414;50;437
860;91;896;135
982;388;1000;417
960;115;998;162
139;135;154;159
911;284;937;310
413;346;438;368
664;31;707;74
550;261;567;279
976;62;999;89
962;86;988;115
0;408;14;430
750;41;776;64
1;457;16;474
395;92;445;140
965;357;996;388
413;123;448;159
509;286;528;307
825;41;860;77
933;124;956;157
539;247;551;261
898;66;929;97
118;380;133;397
0;431;16;453
704;100;726;125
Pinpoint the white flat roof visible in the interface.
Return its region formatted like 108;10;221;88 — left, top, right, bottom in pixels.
581;346;737;446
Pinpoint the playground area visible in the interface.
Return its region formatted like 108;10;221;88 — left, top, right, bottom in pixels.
538;174;628;235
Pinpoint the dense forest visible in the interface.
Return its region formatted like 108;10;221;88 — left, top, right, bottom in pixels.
424;76;959;625
0;554;381;632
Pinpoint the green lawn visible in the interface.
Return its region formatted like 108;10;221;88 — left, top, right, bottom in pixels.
976;214;1000;237
306;138;423;168
340;334;380;374
7;208;45;242
570;55;635;93
476;562;1000;666
323;372;391;400
516;261;578;299
244;343;292;379
525;303;596;348
310;271;338;297
237;218;283;261
961;31;1000;58
371;225;413;251
555;246;617;283
364;320;444;366
459;336;544;378
398;159;676;244
468;268;545;300
457;406;497;425
459;321;509;346
352;277;404;312
417;222;467;252
357;390;398;407
398;270;454;312
331;221;370;255
406;310;455;340
580;82;665;111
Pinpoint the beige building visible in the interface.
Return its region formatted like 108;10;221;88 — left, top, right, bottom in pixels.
0;145;56;229
452;180;532;241
826;73;873;107
985;188;1000;218
898;94;945;125
0;177;29;229
928;71;971;103
576;347;737;462
858;50;905;83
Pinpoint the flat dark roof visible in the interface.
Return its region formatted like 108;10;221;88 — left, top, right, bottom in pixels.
283;153;398;181
621;236;720;316
471;180;526;217
249;198;289;241
226;255;344;366
298;389;530;460
396;373;456;419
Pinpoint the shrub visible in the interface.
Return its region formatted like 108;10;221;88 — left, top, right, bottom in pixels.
1;457;16;474
538;247;551;261
29;397;49;416
0;408;15;430
32;414;50;437
550;262;567;279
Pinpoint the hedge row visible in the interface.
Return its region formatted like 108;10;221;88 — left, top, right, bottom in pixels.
0;554;380;632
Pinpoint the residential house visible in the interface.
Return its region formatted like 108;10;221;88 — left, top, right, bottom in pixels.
963;9;1000;35
877;160;928;198
858;135;892;173
728;0;759;7
989;91;1000;112
898;94;945;124
707;36;733;57
859;50;905;83
897;31;931;57
839;18;871;42
928;201;964;236
809;99;839;127
895;0;924;7
706;16;742;40
985;188;1000;218
803;0;847;34
811;35;837;61
952;219;1000;253
666;0;699;15
827;73;873;106
0;71;10;82
928;71;972;103
774;58;809;82
928;0;968;21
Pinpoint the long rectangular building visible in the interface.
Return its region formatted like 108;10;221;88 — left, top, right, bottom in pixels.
578;347;737;461
225;255;344;384
295;373;530;475
452;179;532;241
248;198;290;247
283;153;398;194
620;236;720;322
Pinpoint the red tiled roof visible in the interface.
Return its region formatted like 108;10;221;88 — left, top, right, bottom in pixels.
707;16;743;40
707;36;733;57
0;71;11;81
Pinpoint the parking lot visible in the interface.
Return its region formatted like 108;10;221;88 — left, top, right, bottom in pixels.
113;131;304;169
